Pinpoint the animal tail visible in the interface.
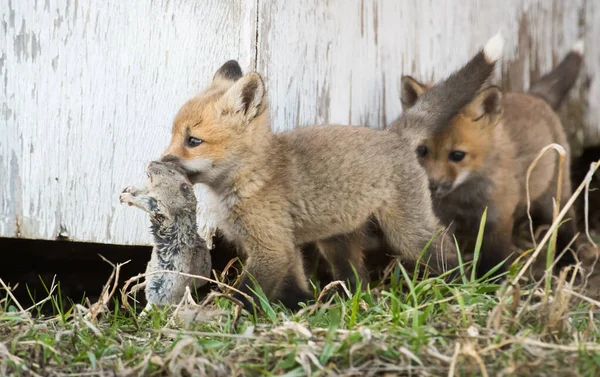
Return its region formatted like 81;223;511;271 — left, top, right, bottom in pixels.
390;32;503;145
529;40;584;110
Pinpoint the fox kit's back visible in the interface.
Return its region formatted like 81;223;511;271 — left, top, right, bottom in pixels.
278;125;428;243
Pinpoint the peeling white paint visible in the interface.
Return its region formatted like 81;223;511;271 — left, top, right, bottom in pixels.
259;0;597;136
1;0;599;246
1;1;257;245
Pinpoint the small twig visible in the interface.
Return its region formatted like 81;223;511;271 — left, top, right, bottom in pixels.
462;343;488;377
220;257;240;282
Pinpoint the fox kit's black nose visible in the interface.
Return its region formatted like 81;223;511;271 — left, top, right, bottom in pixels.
428;181;439;194
429;180;452;196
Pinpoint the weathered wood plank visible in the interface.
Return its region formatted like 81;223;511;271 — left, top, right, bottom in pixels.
1;0;257;245
258;0;597;148
2;0;599;246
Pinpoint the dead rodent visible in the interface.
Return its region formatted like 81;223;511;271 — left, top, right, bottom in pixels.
120;160;212;308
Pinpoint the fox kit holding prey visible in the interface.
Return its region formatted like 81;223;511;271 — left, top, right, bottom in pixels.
120;161;212;310
160;34;503;308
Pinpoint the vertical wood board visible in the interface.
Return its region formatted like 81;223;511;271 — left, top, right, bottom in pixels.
1;0;257;244
1;0;599;246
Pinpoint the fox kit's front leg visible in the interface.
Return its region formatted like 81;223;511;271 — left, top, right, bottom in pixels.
316;228;369;293
232;224;311;310
120;186;157;215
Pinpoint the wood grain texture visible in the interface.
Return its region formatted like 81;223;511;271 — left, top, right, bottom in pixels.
1;0;257;245
258;0;597;142
1;0;599;246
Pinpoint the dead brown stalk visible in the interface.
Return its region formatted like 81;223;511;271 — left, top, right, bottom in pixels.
85;255;130;321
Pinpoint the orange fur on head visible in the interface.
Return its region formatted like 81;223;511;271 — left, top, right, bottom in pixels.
161;68;270;188
416;86;503;196
400;46;581;277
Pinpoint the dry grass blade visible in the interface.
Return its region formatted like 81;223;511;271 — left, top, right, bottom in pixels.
548;268;571;331
0;342;43;377
563;288;600;307
525;143;565;249
0;277;27;313
19;340;61;355
316;280;351;302
447;342;460;377
462;343;488;377
583;163;598;247
220;257;240;282
513;160;600;286
488;154;600;329
22;275;58;313
86;255;129;321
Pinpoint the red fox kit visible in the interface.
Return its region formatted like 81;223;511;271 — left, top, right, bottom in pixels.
399;43;584;276
160;35;502;308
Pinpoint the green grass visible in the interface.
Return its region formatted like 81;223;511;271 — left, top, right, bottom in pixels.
2;258;600;377
2;216;600;376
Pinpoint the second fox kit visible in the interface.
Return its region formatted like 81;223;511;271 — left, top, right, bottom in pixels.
120;161;212;307
160;35;503;308
400;42;584;275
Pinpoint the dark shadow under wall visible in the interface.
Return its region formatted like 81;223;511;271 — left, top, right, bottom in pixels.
0;238;152;314
571;145;600;231
0;235;241;315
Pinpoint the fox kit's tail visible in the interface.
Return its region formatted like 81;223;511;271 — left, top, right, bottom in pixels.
390;33;503;145
529;40;584;110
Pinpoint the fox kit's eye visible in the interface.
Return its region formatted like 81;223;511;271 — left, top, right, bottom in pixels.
186;137;203;147
449;151;466;162
416;145;428;158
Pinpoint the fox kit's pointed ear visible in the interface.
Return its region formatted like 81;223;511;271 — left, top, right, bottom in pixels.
212;60;243;89
220;72;265;120
401;76;427;111
463;86;503;125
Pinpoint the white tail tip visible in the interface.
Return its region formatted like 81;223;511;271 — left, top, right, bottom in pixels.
572;39;584;55
483;32;504;63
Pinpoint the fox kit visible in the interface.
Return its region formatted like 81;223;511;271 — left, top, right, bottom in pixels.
120;161;212;308
399;42;584;276
160;35;502;309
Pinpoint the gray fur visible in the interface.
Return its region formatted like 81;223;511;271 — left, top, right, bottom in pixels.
529;50;584;110
390;49;497;145
120;161;211;307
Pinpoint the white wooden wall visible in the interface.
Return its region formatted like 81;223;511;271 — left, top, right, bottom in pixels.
2;0;599;246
